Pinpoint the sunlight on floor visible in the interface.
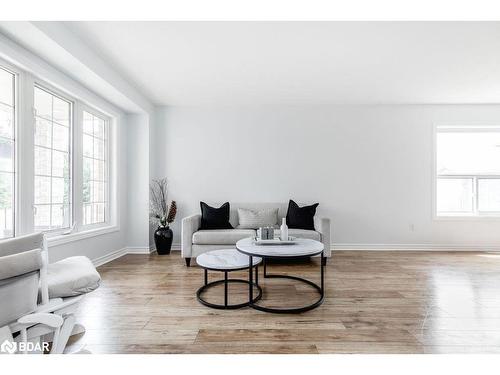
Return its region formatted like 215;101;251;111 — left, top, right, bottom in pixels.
477;253;500;258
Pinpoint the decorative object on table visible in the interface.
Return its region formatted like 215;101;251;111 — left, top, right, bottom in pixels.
257;226;275;240
150;178;177;255
200;202;233;229
286;199;319;230
280;217;289;241
268;226;274;239
237;207;278;229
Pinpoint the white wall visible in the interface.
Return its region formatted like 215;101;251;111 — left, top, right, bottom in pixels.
125;114;151;251
154;104;500;250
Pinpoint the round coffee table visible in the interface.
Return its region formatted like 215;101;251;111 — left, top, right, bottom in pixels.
236;237;325;314
196;249;263;309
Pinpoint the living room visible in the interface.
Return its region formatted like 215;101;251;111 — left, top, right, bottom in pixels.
1;2;500;373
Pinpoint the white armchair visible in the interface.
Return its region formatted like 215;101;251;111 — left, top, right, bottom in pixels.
0;233;101;354
0;243;65;354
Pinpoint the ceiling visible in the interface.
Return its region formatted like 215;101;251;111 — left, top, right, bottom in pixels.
62;21;500;106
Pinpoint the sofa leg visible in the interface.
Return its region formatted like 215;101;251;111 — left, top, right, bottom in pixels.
322;257;327;266
185;258;191;267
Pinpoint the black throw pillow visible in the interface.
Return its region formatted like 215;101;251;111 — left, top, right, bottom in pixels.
200;202;233;230
286;200;319;230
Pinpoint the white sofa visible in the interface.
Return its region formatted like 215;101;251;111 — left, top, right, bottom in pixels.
181;202;331;267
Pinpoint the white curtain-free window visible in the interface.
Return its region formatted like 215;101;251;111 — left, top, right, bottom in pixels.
33;86;72;231
0;66;15;239
436;126;500;217
82;110;108;225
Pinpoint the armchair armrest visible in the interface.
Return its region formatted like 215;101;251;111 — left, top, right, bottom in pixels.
314;217;331;257
181;214;201;258
18;312;63;328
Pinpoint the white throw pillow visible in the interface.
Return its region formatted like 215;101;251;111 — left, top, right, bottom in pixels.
237;208;279;229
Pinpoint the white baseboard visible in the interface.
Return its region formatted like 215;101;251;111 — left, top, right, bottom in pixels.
149;243;181;251
126;246;156;254
92;247;127;267
332;243;500;251
92;246;155;266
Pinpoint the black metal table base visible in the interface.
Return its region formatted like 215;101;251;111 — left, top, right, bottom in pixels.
197;268;262;310
248;252;325;314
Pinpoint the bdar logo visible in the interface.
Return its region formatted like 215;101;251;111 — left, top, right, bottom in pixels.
1;339;17;354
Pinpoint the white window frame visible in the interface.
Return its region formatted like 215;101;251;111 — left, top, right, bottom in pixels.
433;124;500;220
80;104;111;231
32;82;74;233
0;59;19;239
0;55;119;244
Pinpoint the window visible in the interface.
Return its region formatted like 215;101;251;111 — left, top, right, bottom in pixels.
435;126;500;217
82;110;108;225
0;66;15;239
0;55;116;242
33;86;72;231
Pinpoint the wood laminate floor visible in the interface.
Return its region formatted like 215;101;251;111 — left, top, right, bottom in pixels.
72;251;500;354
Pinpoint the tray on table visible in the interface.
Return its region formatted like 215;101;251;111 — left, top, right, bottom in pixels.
253;236;297;245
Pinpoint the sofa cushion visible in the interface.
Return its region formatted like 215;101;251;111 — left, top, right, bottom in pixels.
47;256;101;298
237;207;278;229
276;229;321;241
193;229;256;245
286;200;319;230
228;203;289;228
200;202;233;230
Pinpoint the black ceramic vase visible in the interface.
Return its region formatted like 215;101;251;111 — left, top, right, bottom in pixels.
154;226;173;255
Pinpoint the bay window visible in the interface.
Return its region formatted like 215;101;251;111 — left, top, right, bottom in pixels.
0;57;116;242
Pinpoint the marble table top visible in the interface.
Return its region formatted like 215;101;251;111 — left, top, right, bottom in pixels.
196;249;262;270
236;237;324;258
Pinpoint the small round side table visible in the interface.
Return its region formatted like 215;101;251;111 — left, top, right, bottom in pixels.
196;249;263;309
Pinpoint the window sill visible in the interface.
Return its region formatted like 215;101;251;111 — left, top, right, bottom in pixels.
47;225;119;247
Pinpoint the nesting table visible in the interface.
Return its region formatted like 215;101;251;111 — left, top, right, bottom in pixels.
195;249;262;309
236;237;325;314
196;238;325;313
